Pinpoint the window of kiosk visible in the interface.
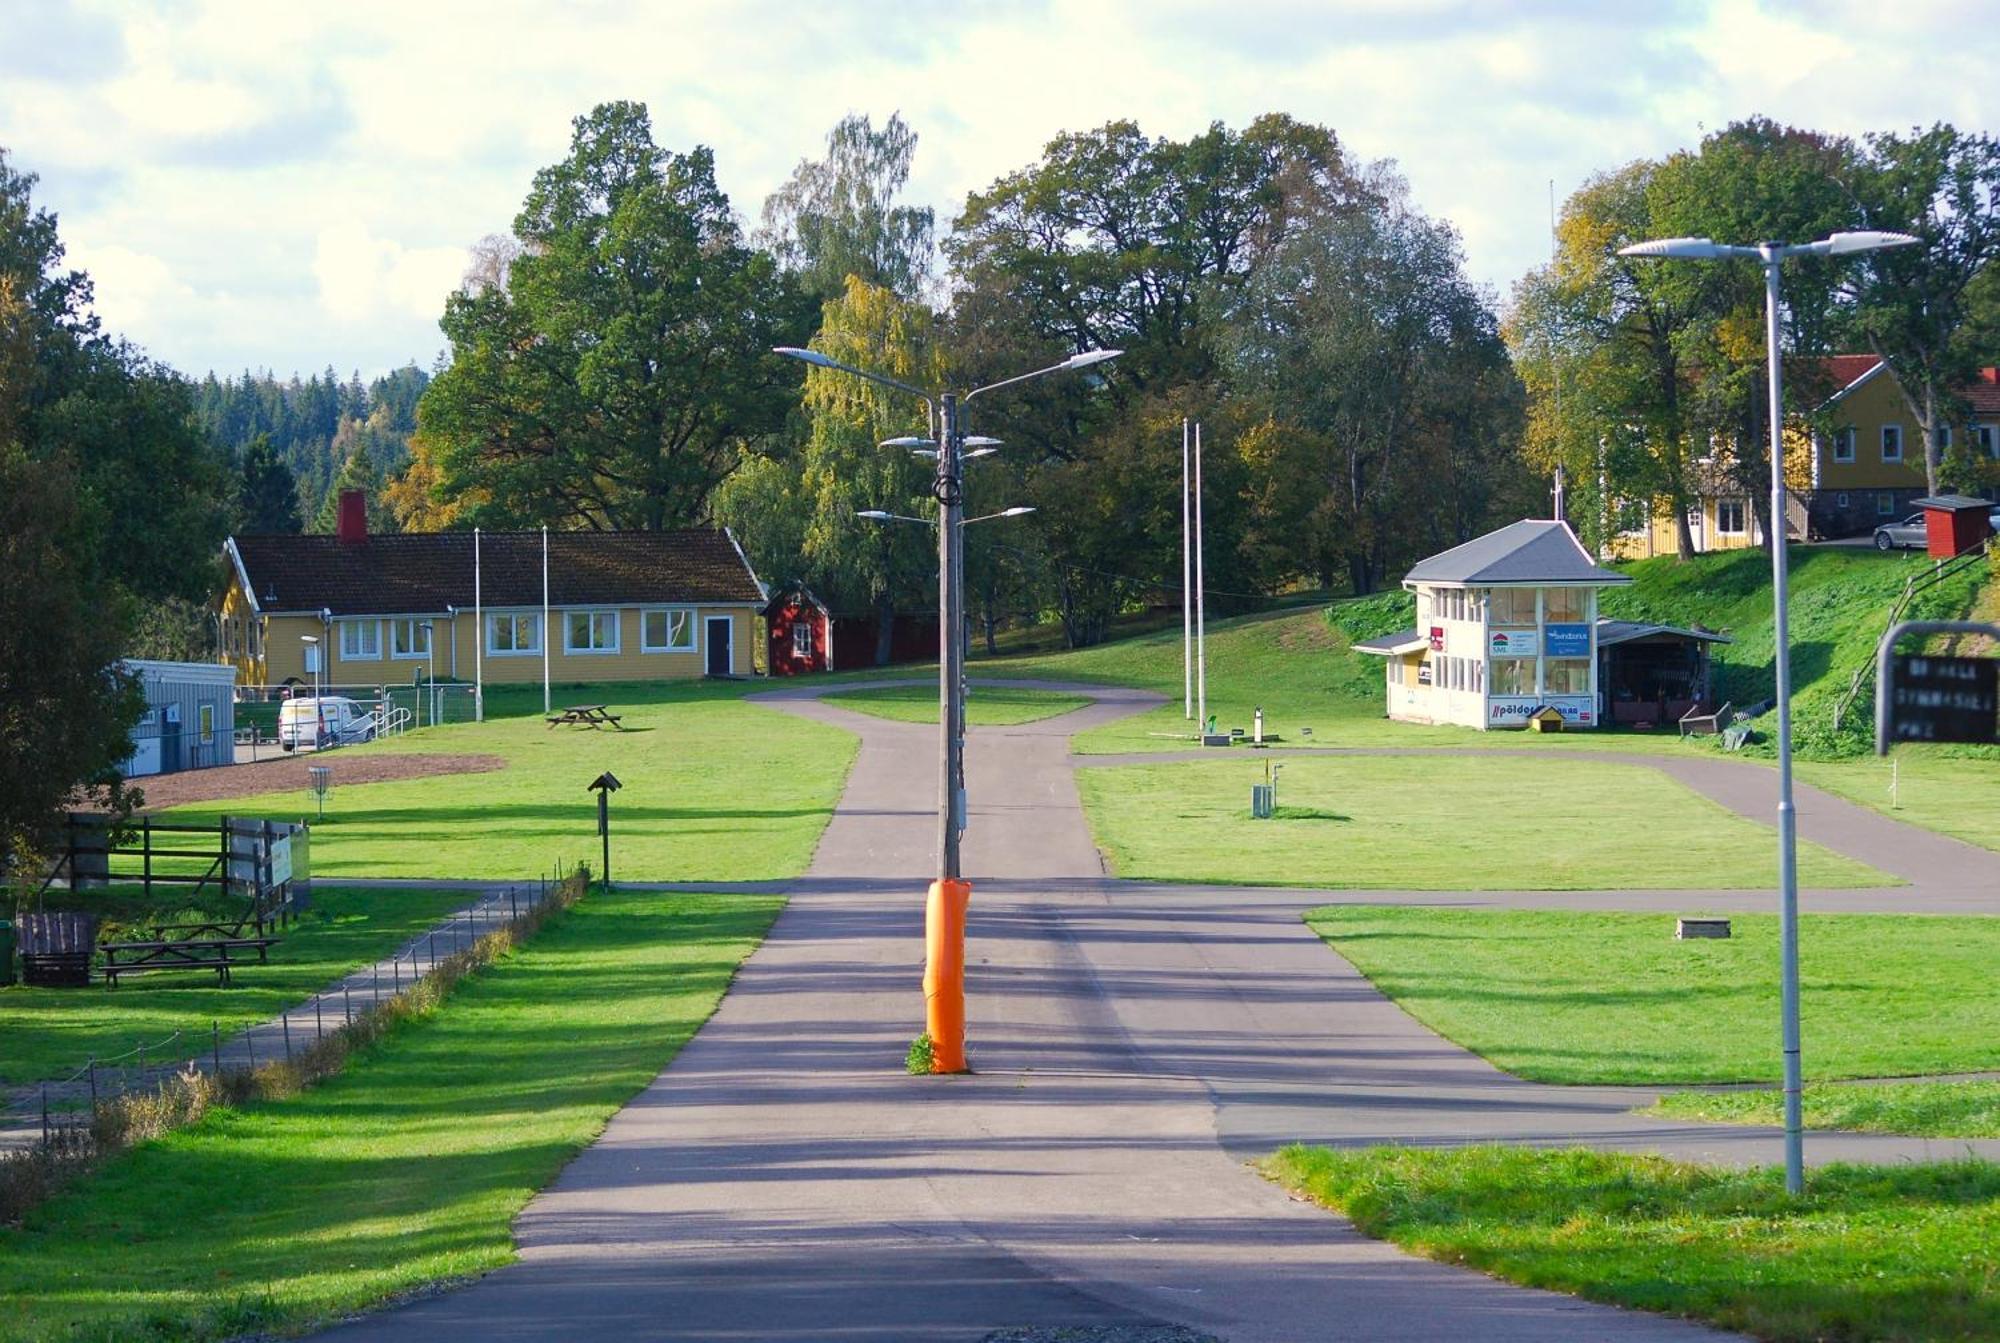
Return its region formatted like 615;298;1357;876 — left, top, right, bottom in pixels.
1545;659;1591;694
1492;658;1534;695
1544;588;1586;622
1490;589;1534;625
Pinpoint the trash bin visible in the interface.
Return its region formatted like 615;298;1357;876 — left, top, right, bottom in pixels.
0;919;15;987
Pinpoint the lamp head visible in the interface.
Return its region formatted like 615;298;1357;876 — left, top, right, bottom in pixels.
963;436;1004;448
1617;237;1741;260
773;346;836;369
999;506;1036;518
880;436;934;448
856;510;892;521
1820;230;1921;256
1063;349;1122;369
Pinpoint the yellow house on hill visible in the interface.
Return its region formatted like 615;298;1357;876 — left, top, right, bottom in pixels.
217;494;766;690
1606;355;2000;556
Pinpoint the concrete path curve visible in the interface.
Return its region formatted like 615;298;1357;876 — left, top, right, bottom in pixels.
320;684;1996;1342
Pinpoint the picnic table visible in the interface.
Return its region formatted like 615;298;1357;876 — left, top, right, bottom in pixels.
546;703;624;730
100;934;278;987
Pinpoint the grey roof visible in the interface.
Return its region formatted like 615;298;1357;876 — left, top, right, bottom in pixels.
1596;620;1732;648
1402;520;1629;587
1352;628;1425;655
1912;495;1995;511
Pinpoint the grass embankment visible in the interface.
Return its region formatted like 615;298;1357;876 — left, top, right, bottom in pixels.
0;887;471;1087
164;679;857;882
1266;1144;2000;1343
1651;1081;2000;1138
0;885;780;1342
824;683;1091;725
1079;755;1887;890
1304;906;2000;1084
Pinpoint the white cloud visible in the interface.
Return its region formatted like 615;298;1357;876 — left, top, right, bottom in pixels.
5;0;1999;376
312;221;465;325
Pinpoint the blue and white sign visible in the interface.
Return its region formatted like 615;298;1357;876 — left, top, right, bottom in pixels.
1544;623;1591;656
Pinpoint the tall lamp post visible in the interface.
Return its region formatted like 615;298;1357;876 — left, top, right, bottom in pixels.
776;344;1120;1072
299;634;323;750
1618;229;1917;1194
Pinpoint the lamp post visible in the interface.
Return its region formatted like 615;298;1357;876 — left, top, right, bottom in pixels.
1618;229;1917;1194
776;344;1119;1072
300;634;323;750
420;620;436;729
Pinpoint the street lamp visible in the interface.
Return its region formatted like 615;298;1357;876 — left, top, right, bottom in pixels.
299;634;323;750
420;620;436;729
1619;228;1917;1194
776;343;1120;1073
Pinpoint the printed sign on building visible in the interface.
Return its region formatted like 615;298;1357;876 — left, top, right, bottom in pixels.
1489;629;1537;656
1429;626;1446;652
1544;623;1591;657
1489;696;1596;726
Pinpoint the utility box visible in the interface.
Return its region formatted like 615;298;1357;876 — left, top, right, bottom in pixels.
1250;784;1274;819
1915;495;1994;559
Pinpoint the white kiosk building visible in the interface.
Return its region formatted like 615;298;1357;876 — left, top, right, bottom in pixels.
1355;520;1630;730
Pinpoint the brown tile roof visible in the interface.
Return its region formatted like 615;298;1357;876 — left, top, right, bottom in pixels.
231;529;764;615
1814;355;2000;415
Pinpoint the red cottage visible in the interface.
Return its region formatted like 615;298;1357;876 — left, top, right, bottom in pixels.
763;584;832;676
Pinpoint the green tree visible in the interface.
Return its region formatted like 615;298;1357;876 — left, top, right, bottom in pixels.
1843;124;2000;494
236;432;303;533
418;102;814;530
759;112;934;301
0;273;140;876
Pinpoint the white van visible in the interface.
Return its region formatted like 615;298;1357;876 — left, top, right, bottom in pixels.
278;696;376;751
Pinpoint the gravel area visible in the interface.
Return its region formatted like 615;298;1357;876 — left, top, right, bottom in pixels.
133;752;507;811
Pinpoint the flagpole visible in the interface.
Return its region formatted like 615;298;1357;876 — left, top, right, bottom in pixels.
1194;421;1206;729
541;525;551;717
474;527;484;722
1182;417;1192;720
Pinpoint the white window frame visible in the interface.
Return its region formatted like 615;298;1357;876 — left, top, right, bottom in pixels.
1881;424;1903;463
790;622;814;658
1876;493;1896;516
390;618;432;660
338;619;381;661
486;612;542;657
1716;499;1747;535
640;606;697;654
1832;427;1856;463
1978;424;1999;459
1835;491;1850;509
1937;424;1953;450
198;703;215;745
564;609;620;655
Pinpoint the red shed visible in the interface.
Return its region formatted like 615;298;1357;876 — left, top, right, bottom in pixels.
763;583;832;676
1914;495;1995;559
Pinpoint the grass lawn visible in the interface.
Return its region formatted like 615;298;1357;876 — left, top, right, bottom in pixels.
1650;1080;2000;1138
824;682;1091;725
1798;748;2000;854
1266;1144;2000;1343
1078;755;1888;890
0;887;471;1087
0;885;780;1342
1303;906;2000;1084
163;679;857;882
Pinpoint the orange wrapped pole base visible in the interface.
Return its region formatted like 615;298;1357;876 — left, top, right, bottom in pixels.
923;879;972;1073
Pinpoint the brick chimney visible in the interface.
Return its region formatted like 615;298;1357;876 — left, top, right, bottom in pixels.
336;489;369;546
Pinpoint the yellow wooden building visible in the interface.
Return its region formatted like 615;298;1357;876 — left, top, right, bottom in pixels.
217;494;766;691
1605;355;2000;556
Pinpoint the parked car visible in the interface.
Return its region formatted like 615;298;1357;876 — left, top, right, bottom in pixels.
278;696;375;751
1873;513;1928;550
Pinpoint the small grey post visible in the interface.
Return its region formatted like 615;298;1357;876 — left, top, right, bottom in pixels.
87;1059;96;1108
343;984;351;1024
283;1012;292;1062
314;995;322;1040
245;1027;256;1071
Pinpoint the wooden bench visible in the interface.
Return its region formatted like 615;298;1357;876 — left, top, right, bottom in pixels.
18;912;98;987
545;703;624;730
100;936;279;987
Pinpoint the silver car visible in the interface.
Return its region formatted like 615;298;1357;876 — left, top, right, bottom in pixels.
1873;513;1927;549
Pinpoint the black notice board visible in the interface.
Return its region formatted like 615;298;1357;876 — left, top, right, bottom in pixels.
1889;654;1999;744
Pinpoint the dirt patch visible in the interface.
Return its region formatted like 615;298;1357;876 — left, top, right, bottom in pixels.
133;753;508;811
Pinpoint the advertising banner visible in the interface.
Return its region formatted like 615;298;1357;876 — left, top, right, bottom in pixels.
1489;695;1596;726
1545;623;1591;656
1429;625;1446;652
1488;629;1537;656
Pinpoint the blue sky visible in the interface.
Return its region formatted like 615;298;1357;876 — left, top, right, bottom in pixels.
4;0;1997;381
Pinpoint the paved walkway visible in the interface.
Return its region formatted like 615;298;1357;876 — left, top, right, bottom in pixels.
324;683;2000;1343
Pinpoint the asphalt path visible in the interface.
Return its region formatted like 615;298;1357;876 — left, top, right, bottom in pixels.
322;684;1997;1342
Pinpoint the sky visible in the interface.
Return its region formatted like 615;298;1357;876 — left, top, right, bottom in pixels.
4;0;1998;382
